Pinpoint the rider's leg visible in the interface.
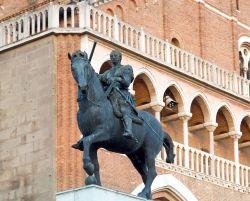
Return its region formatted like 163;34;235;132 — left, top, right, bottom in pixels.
120;100;138;142
109;94;122;118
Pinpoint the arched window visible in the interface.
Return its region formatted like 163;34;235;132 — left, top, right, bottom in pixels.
59;7;65;28
236;0;239;11
129;0;137;10
171;37;180;47
99;61;112;74
116;5;124;20
239;42;250;79
106;8;114;16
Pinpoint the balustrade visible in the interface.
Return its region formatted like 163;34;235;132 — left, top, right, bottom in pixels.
0;1;249;191
1;2;249;101
168;142;250;188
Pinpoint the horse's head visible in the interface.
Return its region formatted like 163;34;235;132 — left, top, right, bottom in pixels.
68;50;90;91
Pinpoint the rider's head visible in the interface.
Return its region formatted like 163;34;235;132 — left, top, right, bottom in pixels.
110;50;122;66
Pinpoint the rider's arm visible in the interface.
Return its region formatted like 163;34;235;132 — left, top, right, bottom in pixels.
119;65;134;88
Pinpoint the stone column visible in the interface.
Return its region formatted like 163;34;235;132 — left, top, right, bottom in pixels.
179;112;192;168
152;104;164;122
140;27;145;53
205;122;218;176
152;101;164;160
229;131;242;184
79;1;90;28
0;23;3;47
48;3;59;29
113;15;119;41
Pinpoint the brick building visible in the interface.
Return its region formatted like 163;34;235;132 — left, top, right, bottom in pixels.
0;0;250;200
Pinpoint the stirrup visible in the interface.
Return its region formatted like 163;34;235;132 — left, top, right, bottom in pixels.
72;141;83;151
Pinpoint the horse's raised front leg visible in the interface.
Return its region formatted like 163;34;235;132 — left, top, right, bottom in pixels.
82;130;109;178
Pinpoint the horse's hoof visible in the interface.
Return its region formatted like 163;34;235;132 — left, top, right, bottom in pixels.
166;153;176;163
84;161;95;175
85;176;97;185
138;192;151;200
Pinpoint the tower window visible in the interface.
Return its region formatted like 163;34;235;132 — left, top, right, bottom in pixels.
236;0;239;11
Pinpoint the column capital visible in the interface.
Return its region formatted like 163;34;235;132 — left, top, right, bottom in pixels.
178;112;192;120
151;101;165;112
129;88;135;96
204;122;218;132
229;131;242;139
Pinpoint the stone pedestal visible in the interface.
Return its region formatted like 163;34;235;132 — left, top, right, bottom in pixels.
56;185;149;201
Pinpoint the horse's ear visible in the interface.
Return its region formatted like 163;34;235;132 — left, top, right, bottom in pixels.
68;52;72;60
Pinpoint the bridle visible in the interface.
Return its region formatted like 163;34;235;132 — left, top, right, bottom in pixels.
74;57;103;107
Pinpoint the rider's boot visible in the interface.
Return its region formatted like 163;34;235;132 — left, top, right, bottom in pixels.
72;138;83;151
122;115;138;142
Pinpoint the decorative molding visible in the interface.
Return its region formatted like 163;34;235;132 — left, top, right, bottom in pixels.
214;133;230;141
155;160;250;194
195;0;250;31
131;174;199;201
239;141;250;149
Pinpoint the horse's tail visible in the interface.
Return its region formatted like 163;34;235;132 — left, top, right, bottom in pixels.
163;131;175;164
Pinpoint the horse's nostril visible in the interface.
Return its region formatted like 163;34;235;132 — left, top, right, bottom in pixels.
79;85;87;91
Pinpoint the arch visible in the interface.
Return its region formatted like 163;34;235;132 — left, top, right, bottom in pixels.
15;21;19;41
34;14;38;33
93;53;112;72
39;12;43;31
213;102;236;132
188;92;211;123
59;7;65;28
99;60;112;74
115;5;124;20
238;112;250;130
134;67;159;102
132;174;198;201
9;24;13;42
106;8;114;16
162;81;185;113
129;0;138;9
239;113;250;142
4;26;8;45
171;37;180;48
66;7;72;28
240;116;250;142
238;36;250;49
74;7;79;27
20;19;24;33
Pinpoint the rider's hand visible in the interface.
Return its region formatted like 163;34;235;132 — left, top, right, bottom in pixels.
113;77;122;82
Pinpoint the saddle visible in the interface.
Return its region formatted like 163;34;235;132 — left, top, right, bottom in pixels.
109;93;143;125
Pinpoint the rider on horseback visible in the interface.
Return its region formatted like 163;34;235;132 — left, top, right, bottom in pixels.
72;50;141;150
99;50;141;142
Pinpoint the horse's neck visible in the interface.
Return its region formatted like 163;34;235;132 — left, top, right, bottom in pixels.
78;72;107;109
87;72;105;102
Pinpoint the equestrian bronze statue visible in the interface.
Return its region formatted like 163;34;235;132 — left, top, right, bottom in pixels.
68;48;175;200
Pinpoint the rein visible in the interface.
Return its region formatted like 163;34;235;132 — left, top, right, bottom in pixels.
77;68;104;107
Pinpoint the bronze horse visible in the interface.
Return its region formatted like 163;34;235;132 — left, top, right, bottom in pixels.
68;50;175;199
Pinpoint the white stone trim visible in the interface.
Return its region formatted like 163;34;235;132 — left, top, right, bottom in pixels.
187;91;212;122
212;102;236;131
195;0;250;31
131;174;198;201
238;36;250;49
134;67;160;102
162;80;187;113
237;112;250;131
